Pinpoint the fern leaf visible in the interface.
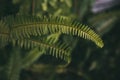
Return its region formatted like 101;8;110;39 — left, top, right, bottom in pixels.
7;15;104;48
12;38;71;62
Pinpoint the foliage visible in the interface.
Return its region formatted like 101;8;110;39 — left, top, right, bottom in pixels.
0;15;103;52
0;2;104;79
0;0;119;80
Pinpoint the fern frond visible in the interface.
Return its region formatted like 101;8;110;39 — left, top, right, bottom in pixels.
44;42;72;62
7;15;104;48
0;20;10;47
12;38;71;62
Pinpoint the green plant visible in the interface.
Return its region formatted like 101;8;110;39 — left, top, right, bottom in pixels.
0;14;103;80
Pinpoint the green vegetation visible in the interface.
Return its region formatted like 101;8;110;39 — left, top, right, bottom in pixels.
0;0;119;80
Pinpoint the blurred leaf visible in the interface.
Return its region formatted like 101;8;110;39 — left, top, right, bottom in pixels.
22;48;44;68
6;48;22;80
12;0;21;4
89;10;120;24
64;0;72;8
79;0;93;20
96;17;117;35
46;33;61;44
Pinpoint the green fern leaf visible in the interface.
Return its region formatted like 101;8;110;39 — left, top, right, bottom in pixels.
12;38;71;62
0;15;104;63
7;15;104;48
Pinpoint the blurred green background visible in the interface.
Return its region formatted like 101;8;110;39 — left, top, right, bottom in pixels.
0;0;120;80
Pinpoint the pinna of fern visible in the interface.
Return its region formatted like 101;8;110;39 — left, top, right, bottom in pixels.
0;15;104;61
